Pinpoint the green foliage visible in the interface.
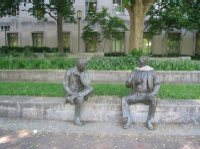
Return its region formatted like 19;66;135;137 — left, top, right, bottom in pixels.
1;55;200;70
82;7;127;52
147;1;200;34
0;0;20;17
104;52;126;57
27;0;76;23
0;82;64;97
87;55;138;70
0;0;75;22
130;48;152;58
0;0;75;54
149;59;200;71
81;26;101;50
0;46;65;57
0;57;77;69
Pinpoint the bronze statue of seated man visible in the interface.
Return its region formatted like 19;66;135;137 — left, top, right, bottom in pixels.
63;59;93;126
122;57;160;130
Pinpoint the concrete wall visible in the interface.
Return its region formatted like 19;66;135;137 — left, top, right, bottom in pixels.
1;70;200;83
0;96;199;123
152;31;195;56
181;32;195;56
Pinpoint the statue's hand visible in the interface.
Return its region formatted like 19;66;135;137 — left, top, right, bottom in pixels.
77;94;84;103
74;72;81;77
145;94;155;100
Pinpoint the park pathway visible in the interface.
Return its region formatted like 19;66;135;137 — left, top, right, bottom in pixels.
0;118;200;149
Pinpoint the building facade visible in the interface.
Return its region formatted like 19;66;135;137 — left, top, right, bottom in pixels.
0;0;199;55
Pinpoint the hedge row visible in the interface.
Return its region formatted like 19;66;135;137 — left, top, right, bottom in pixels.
0;46;69;56
0;56;200;70
0;57;77;69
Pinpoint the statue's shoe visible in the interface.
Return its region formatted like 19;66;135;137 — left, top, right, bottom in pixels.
146;120;154;130
74;119;83;126
123;121;131;129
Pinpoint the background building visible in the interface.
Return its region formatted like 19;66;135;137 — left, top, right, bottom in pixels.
0;0;199;55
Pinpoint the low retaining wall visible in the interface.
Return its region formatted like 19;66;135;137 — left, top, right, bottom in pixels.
0;96;200;124
0;70;200;83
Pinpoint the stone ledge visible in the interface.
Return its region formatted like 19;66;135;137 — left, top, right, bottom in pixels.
1;70;200;83
0;96;200;124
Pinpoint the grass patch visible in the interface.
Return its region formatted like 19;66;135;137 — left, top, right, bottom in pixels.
0;82;200;99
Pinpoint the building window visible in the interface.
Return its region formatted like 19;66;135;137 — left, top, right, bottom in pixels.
85;32;99;52
63;32;70;51
24;0;33;2
112;32;125;52
32;33;44;47
113;0;124;15
85;0;97;15
71;0;75;3
7;33;18;47
196;32;200;55
167;32;181;55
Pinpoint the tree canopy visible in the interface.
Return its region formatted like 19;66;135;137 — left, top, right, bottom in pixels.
82;8;127;52
0;0;76;53
147;1;200;34
28;0;75;22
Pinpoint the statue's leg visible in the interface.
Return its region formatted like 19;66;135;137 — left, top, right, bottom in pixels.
121;95;138;129
62;82;68;101
146;96;158;130
78;87;93;100
74;96;84;126
73;88;93;126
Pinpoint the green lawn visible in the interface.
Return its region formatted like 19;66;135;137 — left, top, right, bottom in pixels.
0;82;200;99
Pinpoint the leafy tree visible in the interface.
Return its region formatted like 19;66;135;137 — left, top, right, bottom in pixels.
82;8;127;52
29;0;76;53
122;0;198;52
147;1;199;34
0;0;75;53
146;0;200;56
0;0;20;17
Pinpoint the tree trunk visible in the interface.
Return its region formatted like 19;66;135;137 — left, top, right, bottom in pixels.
126;0;155;52
102;39;107;53
128;2;144;51
57;12;64;53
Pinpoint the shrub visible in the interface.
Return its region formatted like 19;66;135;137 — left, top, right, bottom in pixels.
130;48;151;57
0;46;68;57
0;55;200;70
87;55;138;70
104;52;126;57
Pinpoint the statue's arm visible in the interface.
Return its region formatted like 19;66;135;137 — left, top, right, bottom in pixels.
78;72;93;97
63;70;75;95
150;72;160;96
126;71;135;88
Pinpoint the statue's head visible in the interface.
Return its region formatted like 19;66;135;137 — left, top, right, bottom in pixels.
77;59;87;72
138;56;148;67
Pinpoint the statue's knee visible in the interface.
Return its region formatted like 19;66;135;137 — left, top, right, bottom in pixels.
150;98;157;106
76;96;84;104
122;97;129;104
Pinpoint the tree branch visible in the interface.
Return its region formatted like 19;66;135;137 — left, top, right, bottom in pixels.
149;3;169;18
45;4;57;21
143;0;155;16
125;4;133;17
46;10;57;21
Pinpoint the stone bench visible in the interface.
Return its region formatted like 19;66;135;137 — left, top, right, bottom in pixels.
0;96;200;124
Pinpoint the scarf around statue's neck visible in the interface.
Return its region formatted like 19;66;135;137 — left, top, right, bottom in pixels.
135;65;154;71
